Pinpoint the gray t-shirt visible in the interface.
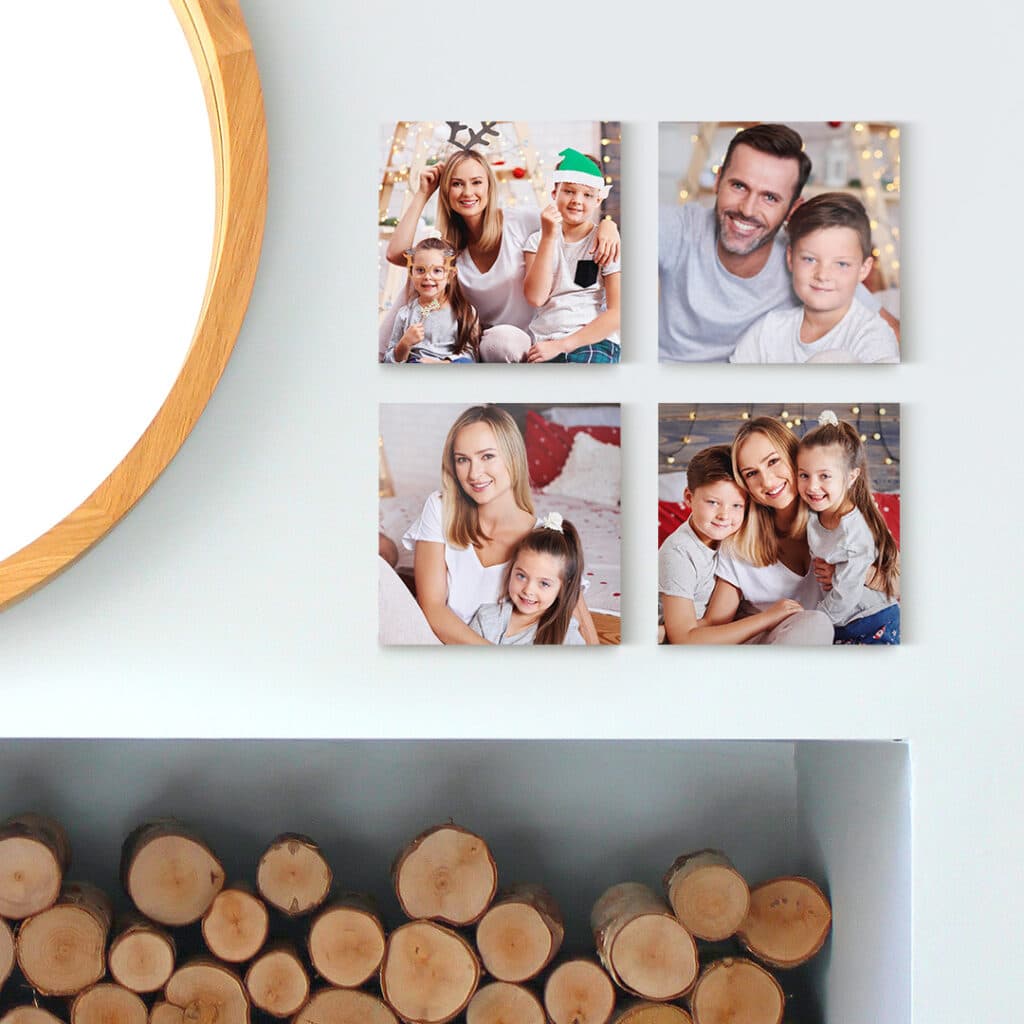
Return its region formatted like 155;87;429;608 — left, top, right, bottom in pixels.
806;508;897;627
384;301;467;363
468;600;585;646
523;224;620;347
658;203;880;363
658;519;718;618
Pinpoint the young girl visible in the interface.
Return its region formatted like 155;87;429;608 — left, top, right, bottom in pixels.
796;411;900;644
383;237;480;363
468;513;586;645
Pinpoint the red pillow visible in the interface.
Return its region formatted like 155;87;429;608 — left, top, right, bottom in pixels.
525;411;621;487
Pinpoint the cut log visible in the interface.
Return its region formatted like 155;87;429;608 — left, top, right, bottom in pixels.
164;959;250;1024
16;881;112;996
0;1010;65;1024
612;1003;693;1024
542;959;616;1024
202;886;270;964
689;958;784;1024
244;943;310;1018
120;821;225;927
465;981;545;1024
292;988;397;1024
71;984;148;1024
256;835;332;918
392;824;497;926
108;914;177;993
663;851;749;942
475;884;564;982
307;894;385;988
149;1005;184;1024
0;813;71;919
379;920;480;1024
737;878;832;969
591;883;698;1001
0;916;13;990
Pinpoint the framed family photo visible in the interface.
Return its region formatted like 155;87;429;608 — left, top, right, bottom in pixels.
377;121;622;365
658;121;901;364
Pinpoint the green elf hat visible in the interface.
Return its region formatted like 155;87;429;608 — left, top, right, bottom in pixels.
551;148;611;198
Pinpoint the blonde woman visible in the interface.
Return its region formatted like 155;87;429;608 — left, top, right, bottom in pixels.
386;150;619;362
402;405;597;645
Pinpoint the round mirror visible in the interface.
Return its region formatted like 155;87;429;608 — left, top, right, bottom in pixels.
0;0;266;609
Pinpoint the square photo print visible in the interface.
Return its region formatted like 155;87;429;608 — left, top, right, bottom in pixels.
379;403;621;646
378;121;622;365
658;122;901;364
658;404;900;645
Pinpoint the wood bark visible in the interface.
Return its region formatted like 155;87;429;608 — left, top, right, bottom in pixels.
591;883;698;1001
244;943;309;1018
0;916;13;991
120;821;225;927
163;959;250;1024
306;894;385;988
688;958;784;1024
663;850;749;942
16;881;112;996
736;878;832;969
542;958;616;1024
612;1003;693;1024
391;824;497;926
108;914;177;993
0;814;71;920
292;988;397;1024
379;920;480;1024
465;981;545;1024
256;835;331;918
201;885;269;964
71;984;148;1024
475;884;563;983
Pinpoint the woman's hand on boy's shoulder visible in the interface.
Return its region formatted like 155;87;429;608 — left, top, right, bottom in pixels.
591;218;620;266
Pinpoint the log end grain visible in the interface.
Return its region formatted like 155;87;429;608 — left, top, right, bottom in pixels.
293;989;397;1024
244;948;310;1019
476;901;555;982
150;1004;185;1024
0;834;64;920
737;878;832;969
543;959;616;1024
17;898;109;995
307;904;385;988
256;837;332;918
126;835;225;927
0;916;13;989
611;914;699;1000
613;1004;693;1024
466;981;546;1024
109;925;176;993
380;921;480;1024
202;889;270;964
164;960;250;1024
1;1010;65;1024
690;958;784;1024
72;984;149;1024
665;857;749;942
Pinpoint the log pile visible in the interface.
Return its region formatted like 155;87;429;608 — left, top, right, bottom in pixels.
0;814;831;1024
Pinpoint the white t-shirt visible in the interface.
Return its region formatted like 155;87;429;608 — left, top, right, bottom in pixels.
658;519;717;618
456;207;540;332
730;296;899;364
715;546;822;612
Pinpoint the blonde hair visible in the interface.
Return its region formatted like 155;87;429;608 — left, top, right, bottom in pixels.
437;152;503;257
441;405;534;549
729;417;807;567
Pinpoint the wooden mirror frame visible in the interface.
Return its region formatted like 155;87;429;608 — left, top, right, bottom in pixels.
0;0;267;610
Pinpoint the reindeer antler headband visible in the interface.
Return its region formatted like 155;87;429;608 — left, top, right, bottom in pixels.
446;121;500;152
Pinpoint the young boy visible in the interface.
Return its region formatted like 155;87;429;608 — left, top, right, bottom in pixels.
729;192;899;364
522;149;620;363
659;445;747;643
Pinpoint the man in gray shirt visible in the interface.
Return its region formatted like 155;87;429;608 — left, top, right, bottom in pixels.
659;124;887;363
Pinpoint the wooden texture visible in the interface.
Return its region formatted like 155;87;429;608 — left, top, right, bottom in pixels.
164;959;250;1024
0;1011;64;1024
392;824;497;926
292;988;397;1024
108;915;177;993
465;981;546;1024
16;881;112;996
613;1003;693;1024
202;885;270;963
0;0;267;611
380;920;480;1024
149;1004;184;1024
0;813;71;919
0;915;13;989
689;958;784;1024
256;835;332;917
307;894;386;988
543;959;616;1024
72;984;149;1024
244;943;310;1018
663;850;749;942
121;820;225;926
591;883;698;1001
737;877;832;969
475;883;564;982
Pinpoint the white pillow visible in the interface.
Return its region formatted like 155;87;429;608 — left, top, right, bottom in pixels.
543;432;620;507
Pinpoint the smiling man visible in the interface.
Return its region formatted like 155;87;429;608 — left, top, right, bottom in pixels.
658;123;886;363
